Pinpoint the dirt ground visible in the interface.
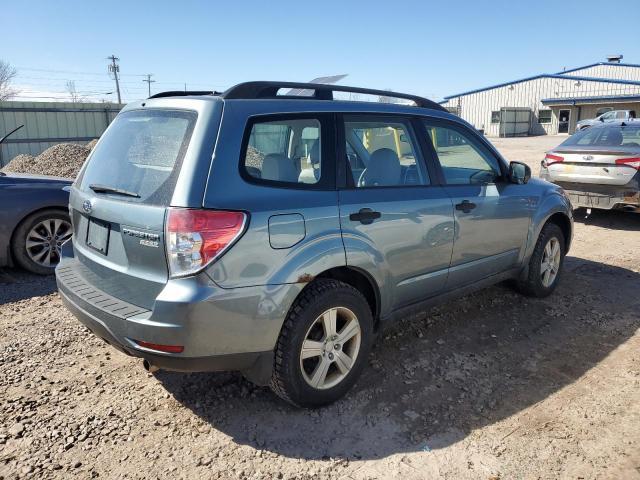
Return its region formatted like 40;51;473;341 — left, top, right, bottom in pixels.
1;135;639;480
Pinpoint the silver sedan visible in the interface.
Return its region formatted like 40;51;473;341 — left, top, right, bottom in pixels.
539;121;640;212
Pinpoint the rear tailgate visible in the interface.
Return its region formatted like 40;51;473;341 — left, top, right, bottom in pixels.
68;190;168;310
67;106;208;310
547;149;638;186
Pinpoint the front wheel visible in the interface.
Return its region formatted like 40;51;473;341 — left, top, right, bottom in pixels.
518;223;565;297
270;279;373;408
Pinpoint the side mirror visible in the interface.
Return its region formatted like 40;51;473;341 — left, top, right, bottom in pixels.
509;161;531;184
599;116;605;122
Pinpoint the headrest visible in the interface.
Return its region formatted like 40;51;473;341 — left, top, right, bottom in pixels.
261;154;298;182
359;148;401;187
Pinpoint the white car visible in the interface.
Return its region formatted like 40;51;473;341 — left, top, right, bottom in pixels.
576;109;637;131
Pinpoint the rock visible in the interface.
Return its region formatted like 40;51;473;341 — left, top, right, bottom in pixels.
9;422;25;436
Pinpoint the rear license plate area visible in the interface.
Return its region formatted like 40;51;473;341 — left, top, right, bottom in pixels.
86;218;111;255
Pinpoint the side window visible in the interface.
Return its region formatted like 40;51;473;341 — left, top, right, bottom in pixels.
538;110;552;124
600;111;615;121
596;107;613;117
615;111;627;119
343;116;429;187
242;118;321;184
425;123;501;185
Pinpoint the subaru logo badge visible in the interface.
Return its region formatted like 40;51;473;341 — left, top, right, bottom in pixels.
82;200;92;214
583;155;594;161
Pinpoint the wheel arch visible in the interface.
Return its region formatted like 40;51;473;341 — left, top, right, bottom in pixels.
290;266;381;329
546;211;572;252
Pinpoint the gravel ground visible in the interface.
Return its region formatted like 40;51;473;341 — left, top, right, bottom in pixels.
1;136;639;479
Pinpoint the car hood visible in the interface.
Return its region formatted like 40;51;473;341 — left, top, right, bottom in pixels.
0;172;73;185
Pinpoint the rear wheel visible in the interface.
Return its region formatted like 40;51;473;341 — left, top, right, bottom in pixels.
270;279;373;408
518;222;565;297
12;209;72;275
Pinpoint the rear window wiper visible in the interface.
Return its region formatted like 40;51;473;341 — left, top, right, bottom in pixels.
89;184;140;198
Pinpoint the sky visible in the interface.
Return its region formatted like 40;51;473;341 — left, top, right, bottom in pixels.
3;0;639;103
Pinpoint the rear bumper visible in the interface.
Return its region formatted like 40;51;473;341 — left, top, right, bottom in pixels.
540;174;640;211
58;286;270;374
55;252;302;382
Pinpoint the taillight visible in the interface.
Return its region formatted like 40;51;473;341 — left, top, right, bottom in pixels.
615;157;640;170
543;153;564;167
166;208;247;278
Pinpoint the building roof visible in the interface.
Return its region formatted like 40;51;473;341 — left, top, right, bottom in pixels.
443;65;640;101
541;94;640;106
557;62;640;75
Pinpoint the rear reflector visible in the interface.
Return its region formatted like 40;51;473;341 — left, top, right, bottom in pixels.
166;208;247;278
615;157;640;170
543;153;564;167
134;340;184;354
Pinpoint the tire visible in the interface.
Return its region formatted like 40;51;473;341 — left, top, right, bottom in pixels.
11;209;72;275
518;222;565;298
270;279;373;408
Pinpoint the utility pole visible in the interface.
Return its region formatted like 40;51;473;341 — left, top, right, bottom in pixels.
107;55;121;104
142;73;155;97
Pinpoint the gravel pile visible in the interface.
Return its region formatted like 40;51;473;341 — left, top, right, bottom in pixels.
85;139;99;151
1;154;37;173
245;145;265;169
2;142;92;179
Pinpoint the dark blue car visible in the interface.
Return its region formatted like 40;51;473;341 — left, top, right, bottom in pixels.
0;172;72;274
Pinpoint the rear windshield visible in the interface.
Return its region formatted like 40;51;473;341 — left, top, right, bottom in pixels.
559;124;640;148
79;109;196;205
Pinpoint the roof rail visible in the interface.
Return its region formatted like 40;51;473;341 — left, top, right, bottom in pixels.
148;90;215;99
220;81;446;111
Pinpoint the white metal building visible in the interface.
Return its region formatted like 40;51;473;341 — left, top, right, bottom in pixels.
440;58;640;137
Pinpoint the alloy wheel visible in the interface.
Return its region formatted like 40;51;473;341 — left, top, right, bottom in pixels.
25;218;72;267
540;237;561;288
299;307;362;390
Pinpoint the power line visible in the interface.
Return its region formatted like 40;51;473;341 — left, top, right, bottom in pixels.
142;73;156;97
16;66;146;77
107;55;122;103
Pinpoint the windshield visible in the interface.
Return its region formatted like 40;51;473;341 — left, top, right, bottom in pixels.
559;124;640;149
79;109;196;205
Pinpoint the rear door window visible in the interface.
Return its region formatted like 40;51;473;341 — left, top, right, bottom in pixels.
343;116;429;187
79;109;196;205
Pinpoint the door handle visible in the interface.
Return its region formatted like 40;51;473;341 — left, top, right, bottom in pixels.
455;200;477;213
349;208;381;225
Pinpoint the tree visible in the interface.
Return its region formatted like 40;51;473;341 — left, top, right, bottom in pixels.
0;60;18;100
66;80;83;103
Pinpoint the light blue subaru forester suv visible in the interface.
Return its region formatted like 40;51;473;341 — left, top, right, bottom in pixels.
56;82;573;407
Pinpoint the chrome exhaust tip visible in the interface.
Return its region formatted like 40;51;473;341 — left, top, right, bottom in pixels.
142;359;159;373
